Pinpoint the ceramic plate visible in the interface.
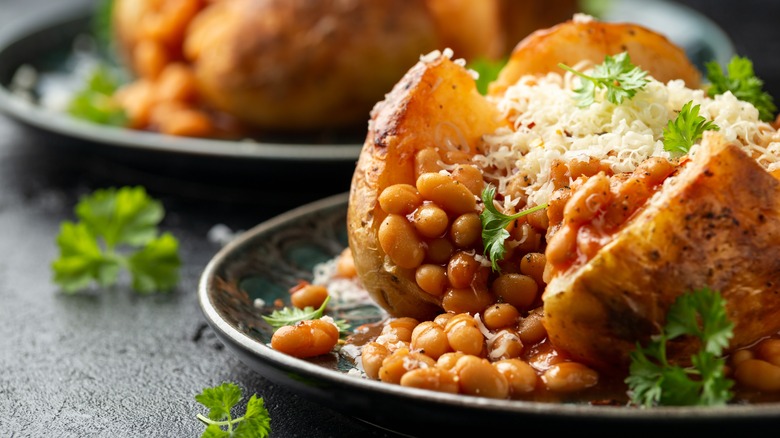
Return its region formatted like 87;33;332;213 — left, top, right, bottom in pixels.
0;0;733;167
198;193;780;436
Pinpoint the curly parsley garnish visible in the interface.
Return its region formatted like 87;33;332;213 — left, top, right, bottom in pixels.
626;287;735;407
480;185;547;272
195;382;271;437
67;64;128;126
705;55;777;122
559;51;649;107
662;100;720;155
51;186;181;294
262;296;350;333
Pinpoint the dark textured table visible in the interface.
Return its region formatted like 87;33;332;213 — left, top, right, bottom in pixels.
1;1;779;437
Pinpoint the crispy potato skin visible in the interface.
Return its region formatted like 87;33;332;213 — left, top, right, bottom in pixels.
347;55;507;320
543;134;780;371
489;18;702;96
183;0;439;130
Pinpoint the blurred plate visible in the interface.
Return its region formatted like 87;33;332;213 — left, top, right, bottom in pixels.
0;0;734;169
0;1;363;165
198;192;780;436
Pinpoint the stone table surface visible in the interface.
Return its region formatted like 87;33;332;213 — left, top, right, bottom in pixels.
0;0;779;437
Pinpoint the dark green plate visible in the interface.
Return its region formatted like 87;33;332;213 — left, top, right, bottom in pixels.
198;193;780;436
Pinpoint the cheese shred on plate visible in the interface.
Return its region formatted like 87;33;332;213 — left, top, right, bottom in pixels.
475;68;780;207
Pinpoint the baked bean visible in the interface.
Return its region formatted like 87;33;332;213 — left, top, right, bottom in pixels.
400;367;460;393
549;159;570;190
152;103;213;137
381;317;420;344
415;148;442;178
361;341;390;379
416;172;477;215
415;264;448;296
335;247;357;278
442;149;472;164
482;303;520;330
114;80;155;128
756;339;780;366
564;172;611;224
547;187;572;225
454;355;510;399
413;204;449;238
576;224;609;260
379;184;423;215
436;351;466;370
516;308;547;345
635;156;675;187
493;359;538;395
491;273;538;311
434;312;454;327
526;209;549;232
290;283;329;309
133;39;168;79
426;238;454;264
447;251;481;289
451;164;484;196
379;347;436;384
450;213;482;248
140;0;201;46
545;224;577;267
520;252;546;286
270;319;339;358
442;287;494;315
730;349;754;367
734;359;780;392
541;362;599;392
510;223;542;254
378;214;425;269
444;314;485;356
568;157;603;179
156;63;198;102
411;321;452;359
487;329;524;361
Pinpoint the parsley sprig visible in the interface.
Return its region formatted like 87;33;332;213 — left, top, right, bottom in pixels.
626;287;735;407
262;296;350;333
67;64;128;126
480;185;547;272
705;55;777;122
51;186;181;294
662;100;720;155
469;57;508;95
559;52;649;107
195;382;271;438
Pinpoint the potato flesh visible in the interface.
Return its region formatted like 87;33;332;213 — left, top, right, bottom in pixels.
543;134;780;371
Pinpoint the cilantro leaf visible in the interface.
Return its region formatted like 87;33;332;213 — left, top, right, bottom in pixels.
67;64;128;126
625;287;735;407
559;51;649;107
51;186;181;294
262;296;350;333
662;100;720;155
480;185;548;272
469;57;507;95
706;56;777;122
196;383;271;438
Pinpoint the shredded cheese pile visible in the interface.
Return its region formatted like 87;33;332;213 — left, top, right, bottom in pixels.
475;69;780;207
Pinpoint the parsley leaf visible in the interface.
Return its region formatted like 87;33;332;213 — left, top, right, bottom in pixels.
469;57;508;95
662;100;720;155
559;51;649;107
51;186;181;294
262;296;350;333
196;383;271;438
67;63;128;126
706;55;777;122
625;287;735;407
480;185;547;272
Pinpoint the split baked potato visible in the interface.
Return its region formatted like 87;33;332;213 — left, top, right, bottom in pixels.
347;16;780;371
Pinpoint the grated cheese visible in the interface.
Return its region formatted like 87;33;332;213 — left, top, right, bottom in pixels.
476;70;780;206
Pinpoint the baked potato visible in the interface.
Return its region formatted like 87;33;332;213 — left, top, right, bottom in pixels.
346;15;780;375
109;0;580;135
